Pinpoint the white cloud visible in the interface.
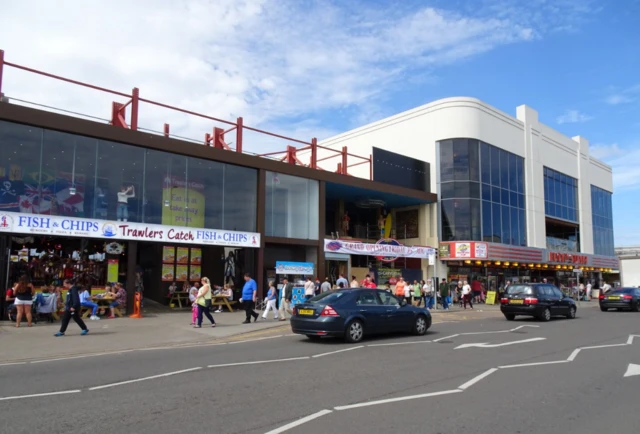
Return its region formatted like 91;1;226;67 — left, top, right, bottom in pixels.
593;143;640;192
590;143;623;160
556;109;593;124
0;0;596;153
605;84;640;105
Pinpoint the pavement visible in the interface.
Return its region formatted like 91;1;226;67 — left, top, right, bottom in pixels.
2;302;637;434
0;303;502;363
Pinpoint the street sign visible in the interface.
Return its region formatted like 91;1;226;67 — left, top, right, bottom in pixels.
573;269;582;273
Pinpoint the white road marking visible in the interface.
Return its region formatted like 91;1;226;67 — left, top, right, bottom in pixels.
0;362;26;367
367;341;431;347
510;325;540;331
229;335;284;344
458;368;498;390
208;357;309;369
0;390;81;401
88;367;202;390
312;346;364;358
627;335;640;345
623;363;640;378
499;360;569;369
139;343;228;351
433;334;459;342
455;337;546;349
462;330;509;335
566;349;581;361
30;350;135;364
334;389;462;411
580;343;628;350
264;409;333;434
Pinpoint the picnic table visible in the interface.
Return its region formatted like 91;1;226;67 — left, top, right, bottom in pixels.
167;291;191;308
211;294;236;312
83;296;123;318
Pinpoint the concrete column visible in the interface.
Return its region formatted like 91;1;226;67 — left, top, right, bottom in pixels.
573;136;594;253
516;105;545;248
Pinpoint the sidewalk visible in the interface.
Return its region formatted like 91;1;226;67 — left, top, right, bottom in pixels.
0;310;288;363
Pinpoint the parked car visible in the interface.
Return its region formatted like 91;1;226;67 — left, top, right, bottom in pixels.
290;288;431;343
599;287;640;312
500;283;577;321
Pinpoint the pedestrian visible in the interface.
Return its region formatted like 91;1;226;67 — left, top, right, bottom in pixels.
395;276;406;300
457;281;464;307
304;277;315;301
602;281;612;294
242;273;259;323
79;287;100;320
194;277;216;328
404;280;412;305
462;280;473;310
262;281;279;320
350;275;359;288
471;278;482;304
189;285;198;325
412;280;422;306
321;277;332;293
586;281;592;301
422;279;433;309
54;279;89;336
440;279;450;310
279;278;293;321
13;274;35;328
336;274;349;288
314;278;321;296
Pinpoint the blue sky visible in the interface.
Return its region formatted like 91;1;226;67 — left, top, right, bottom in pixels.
1;0;638;245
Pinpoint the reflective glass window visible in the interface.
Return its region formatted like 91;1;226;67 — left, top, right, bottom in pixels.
591;185;614;256
453;139;470;181
440;140;454;183
265;172;318;239
543;167;578;223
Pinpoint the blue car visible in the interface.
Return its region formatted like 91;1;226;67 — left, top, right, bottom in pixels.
290;288;432;343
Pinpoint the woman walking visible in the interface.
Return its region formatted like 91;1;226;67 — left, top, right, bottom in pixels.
261;281;279;320
194;277;216;328
14;275;35;327
412;280;422;306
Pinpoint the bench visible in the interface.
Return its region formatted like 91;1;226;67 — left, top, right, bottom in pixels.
210;295;236;312
167;292;191;309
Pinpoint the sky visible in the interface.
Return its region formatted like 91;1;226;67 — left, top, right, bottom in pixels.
0;0;638;245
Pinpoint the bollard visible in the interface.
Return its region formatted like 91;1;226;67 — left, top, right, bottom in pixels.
129;292;143;318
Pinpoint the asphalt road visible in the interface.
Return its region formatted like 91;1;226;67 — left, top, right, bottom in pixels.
1;304;639;434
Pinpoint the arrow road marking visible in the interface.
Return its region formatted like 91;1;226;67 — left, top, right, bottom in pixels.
624;363;640;378
455;337;546;349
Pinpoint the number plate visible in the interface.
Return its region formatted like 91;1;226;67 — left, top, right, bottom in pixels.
607;296;620;300
299;309;315;315
509;299;524;305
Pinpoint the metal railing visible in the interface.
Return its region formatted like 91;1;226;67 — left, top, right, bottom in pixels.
0;49;372;179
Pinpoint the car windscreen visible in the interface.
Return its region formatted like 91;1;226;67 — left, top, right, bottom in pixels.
307;291;349;305
506;285;534;295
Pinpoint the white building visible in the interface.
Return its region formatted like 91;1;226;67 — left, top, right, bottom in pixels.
319;97;618;287
616;247;640;287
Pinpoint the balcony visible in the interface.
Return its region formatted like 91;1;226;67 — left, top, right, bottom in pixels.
546;236;578;252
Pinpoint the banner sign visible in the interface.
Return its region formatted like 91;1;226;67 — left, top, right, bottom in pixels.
0;212;261;248
275;261;314;275
324;239;435;259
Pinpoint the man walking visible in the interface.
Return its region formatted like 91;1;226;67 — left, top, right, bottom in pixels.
279;278;293;321
440;278;450;310
241;273;259;324
336;274;349;288
54;279;89;336
321;277;332;293
304;277;315;301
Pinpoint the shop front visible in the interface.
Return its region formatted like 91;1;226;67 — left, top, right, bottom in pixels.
324;238;436;287
0;211;260;313
438;241;619;291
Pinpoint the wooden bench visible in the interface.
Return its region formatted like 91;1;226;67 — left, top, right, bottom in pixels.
210;295;236;312
167;292;191;308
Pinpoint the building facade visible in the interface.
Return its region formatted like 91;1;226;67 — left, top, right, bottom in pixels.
319;97;618;288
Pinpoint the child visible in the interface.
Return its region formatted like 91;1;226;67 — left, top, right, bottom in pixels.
189;286;198;326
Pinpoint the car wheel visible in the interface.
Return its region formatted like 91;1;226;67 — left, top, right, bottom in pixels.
600;306;608;312
413;315;428;336
566;306;577;319
306;335;322;341
539;307;551;322
504;314;515;321
345;320;364;343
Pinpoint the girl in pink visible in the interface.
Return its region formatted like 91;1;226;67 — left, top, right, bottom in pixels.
189;287;198;325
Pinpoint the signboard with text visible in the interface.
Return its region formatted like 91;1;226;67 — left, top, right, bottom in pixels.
275;261;314;275
0;211;260;248
324;239;435;259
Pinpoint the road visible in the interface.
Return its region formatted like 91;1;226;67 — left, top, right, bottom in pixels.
1;305;639;434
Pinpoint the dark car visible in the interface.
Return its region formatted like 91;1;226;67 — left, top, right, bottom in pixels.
599;287;640;312
500;283;577;321
290;288;431;343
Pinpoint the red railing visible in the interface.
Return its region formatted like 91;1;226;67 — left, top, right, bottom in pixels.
0;49;372;179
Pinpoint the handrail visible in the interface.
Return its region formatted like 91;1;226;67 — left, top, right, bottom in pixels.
0;49;373;179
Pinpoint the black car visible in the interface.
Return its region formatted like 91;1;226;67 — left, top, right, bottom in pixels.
290;288;431;343
500;283;577;321
599;287;640;312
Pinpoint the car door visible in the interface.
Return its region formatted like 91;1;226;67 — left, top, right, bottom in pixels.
378;290;414;332
536;286;555;313
355;291;386;334
550;286;569;314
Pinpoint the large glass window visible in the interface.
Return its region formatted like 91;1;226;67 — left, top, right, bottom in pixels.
439;138;525;244
543;167;578;223
0;120;257;232
591;185;614;256
265;172;318;239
